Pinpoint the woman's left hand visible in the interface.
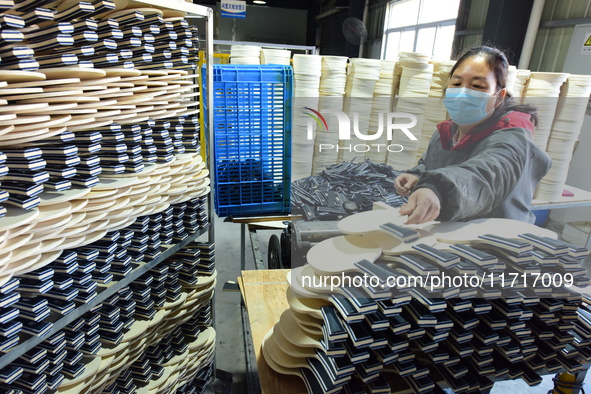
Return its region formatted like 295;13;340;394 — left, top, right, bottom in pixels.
399;188;441;224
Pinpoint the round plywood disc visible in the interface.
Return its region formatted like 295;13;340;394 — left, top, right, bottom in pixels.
4;114;51;125
0;87;43;95
0;102;49;113
88;372;111;393
112;114;149;124
6;222;36;238
37;202;72;222
12;114;71;131
60;356;102;388
6;78;81;88
19;95;100;103
272;324;313;359
3;248;41;274
108;7;163;18
103;68;142;77
0;230;7;245
64;211;87;228
107;205;134;220
36;236;66;254
147;365;173;390
83;198;118;212
261;330;301;377
28;214;72;234
159;292;188;311
140;69;169;77
42;68;107;80
0;251;13;269
45;84;110;92
119;323;147;344
38;187;91;206
337;208;436;235
11;249;61;276
78;209;109;224
96;339;129;357
286;267;320;299
278;309;322;348
306;235;381;275
88;186;132;204
61;116;96;127
162;10;186;18
369;229;438;255
85;188;118;199
92;176;140;190
0;126;67;145
0;70;46;83
97;354;116;374
34;103;79;113
83;229;109;245
425;217;558;244
128;184;151;196
0;207;40;232
264;327;309;369
58;221;92;238
108;353;130;373
0;126;52;140
0;90;84;101
0;125;15;136
68;118;114;132
132;204;153;217
54;234;87;251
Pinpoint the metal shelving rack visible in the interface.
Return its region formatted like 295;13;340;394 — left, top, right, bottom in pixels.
0;0;217;381
0;227;209;369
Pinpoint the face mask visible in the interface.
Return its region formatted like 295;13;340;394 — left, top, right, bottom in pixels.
444;87;496;125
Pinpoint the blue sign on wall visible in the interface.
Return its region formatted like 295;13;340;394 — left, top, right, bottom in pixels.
221;0;246;18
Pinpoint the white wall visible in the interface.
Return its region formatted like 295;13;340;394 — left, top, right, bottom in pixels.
550;113;591;222
215;5;307;45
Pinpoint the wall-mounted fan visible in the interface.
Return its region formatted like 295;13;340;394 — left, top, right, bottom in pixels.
342;17;368;46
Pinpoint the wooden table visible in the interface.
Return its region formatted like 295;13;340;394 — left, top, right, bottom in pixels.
532;185;591;209
238;269;307;394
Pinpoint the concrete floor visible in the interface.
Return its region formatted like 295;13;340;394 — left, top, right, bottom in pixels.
209;214;591;393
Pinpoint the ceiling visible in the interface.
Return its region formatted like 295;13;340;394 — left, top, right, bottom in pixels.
193;0;316;11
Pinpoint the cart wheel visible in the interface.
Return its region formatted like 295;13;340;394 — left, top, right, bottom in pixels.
268;234;282;270
280;231;291;269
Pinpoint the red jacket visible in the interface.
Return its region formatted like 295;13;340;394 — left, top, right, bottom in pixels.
436;111;535;151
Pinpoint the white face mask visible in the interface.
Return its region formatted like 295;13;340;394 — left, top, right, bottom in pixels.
444;87;498;125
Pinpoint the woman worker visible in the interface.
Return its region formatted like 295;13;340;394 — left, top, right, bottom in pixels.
394;46;551;225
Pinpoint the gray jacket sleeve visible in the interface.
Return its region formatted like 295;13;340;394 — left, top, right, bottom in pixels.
405;131;438;176
414;128;550;222
406;154;427;176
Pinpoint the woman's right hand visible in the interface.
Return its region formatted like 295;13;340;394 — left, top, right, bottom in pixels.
394;174;419;196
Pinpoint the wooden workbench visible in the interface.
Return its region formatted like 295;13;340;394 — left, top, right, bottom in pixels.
239;269;307;394
238;269;419;394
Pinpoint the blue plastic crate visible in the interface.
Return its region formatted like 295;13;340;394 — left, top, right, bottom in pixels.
203;65;292;216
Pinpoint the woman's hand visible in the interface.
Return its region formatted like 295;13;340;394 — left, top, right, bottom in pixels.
394;173;419;196
400;188;441;224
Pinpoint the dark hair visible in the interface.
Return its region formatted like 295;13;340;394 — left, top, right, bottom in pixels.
449;46;538;125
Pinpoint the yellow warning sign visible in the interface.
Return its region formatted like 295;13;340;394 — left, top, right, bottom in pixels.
585;35;591;46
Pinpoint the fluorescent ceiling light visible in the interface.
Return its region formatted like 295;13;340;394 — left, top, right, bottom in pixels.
253;0;266;4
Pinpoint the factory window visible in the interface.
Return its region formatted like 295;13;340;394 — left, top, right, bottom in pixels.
382;0;460;60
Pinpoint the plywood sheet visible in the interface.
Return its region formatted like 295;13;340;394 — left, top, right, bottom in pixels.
240;269;307;394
